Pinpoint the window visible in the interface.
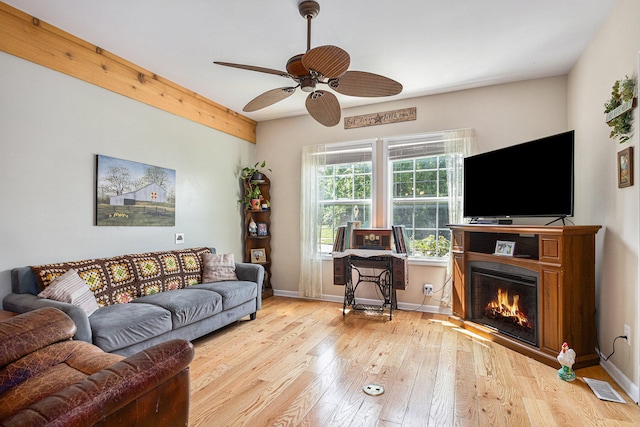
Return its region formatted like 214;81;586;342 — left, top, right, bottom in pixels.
384;134;454;258
389;155;451;257
318;142;374;253
314;130;473;259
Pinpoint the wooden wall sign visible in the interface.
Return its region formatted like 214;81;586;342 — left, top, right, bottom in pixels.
344;107;416;129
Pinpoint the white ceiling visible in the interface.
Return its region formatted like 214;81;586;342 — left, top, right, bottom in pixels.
5;0;618;123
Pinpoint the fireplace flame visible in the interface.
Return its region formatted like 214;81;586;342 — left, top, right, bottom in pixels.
485;288;532;329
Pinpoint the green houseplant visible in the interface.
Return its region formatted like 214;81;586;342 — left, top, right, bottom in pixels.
242;183;262;210
241;161;272;182
239;161;271;210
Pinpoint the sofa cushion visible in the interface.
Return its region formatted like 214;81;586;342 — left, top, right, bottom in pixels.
202;253;238;282
37;269;99;316
187;281;257;311
89;303;173;353
0;308;76;369
132;289;223;329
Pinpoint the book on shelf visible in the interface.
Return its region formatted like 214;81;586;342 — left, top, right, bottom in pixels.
344;220;361;250
333;226;346;252
392;225;408;254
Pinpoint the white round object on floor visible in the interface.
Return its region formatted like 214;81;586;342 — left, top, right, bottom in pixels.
363;383;384;396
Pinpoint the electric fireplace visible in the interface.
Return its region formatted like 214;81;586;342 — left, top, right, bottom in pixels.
448;224;601;369
469;262;538;347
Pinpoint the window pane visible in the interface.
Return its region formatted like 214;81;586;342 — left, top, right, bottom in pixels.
414;203;436;228
393;171;414;198
389;152;452;259
393;159;414;171
319;157;372;253
416;157;437;170
438;170;448;197
415;170;437;197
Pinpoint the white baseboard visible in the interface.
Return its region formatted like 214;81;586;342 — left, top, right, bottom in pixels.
271;290;452;315
599;354;639;403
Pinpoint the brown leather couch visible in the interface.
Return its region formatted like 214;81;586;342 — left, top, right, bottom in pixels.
0;307;194;426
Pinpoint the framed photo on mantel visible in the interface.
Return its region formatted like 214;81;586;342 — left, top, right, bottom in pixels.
494;240;515;256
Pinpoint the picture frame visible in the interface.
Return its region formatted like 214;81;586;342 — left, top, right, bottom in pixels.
494;240;515;256
257;222;268;236
96;155;176;226
250;248;267;264
618;146;634;188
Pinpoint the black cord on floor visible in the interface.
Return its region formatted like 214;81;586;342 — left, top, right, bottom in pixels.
600;335;628;361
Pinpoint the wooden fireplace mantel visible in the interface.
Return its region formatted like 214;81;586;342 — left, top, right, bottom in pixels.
448;224;601;369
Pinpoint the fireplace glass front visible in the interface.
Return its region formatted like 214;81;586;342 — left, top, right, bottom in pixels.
470;265;538;346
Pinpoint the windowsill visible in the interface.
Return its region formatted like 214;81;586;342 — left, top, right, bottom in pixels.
321;253;449;267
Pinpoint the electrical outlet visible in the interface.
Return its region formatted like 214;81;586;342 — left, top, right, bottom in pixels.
624;324;631;346
423;284;433;296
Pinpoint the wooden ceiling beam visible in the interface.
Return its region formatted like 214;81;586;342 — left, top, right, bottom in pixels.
0;2;257;144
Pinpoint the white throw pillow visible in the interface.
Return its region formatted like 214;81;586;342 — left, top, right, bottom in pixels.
202;253;238;282
38;269;100;316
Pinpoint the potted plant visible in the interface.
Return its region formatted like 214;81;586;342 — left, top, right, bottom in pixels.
241;182;262;210
241;160;272;182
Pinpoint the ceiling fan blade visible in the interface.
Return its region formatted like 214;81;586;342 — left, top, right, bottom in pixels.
330;71;403;97
243;87;297;112
214;61;293;78
305;90;341;127
301;45;350;78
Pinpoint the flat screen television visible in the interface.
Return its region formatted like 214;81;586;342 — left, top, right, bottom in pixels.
463;130;574;220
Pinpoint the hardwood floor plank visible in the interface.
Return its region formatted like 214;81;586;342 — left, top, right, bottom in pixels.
454;331;479;425
401;327;443;426
427;322;457;426
378;324;427;424
187;297;640;427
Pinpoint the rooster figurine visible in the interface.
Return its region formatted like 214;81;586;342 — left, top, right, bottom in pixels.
557;342;576;381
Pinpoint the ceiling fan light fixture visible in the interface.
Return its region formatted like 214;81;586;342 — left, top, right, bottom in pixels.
300;76;316;92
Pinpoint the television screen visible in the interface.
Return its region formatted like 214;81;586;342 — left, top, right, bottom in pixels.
463;130;574;219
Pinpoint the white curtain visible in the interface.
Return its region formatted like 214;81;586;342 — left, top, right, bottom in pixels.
299;144;326;298
442;128;477;306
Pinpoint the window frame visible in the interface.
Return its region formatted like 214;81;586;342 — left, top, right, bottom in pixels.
382;133;452;263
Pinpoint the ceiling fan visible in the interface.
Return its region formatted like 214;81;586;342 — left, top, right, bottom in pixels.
214;0;403;127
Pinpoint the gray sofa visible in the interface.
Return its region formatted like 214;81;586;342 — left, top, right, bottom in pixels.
3;247;263;356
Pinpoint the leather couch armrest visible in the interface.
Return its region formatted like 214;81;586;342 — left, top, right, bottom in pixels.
1;339;195;427
2;293;92;343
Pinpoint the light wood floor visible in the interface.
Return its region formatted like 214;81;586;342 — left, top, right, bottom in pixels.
188;296;640;426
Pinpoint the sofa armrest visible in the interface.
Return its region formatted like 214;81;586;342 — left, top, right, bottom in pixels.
235;262;264;310
0;339;194;427
2;293;92;343
235;262;264;284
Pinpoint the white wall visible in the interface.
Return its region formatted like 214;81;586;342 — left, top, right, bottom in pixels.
0;52;256;302
256;76;568;308
567;0;640;400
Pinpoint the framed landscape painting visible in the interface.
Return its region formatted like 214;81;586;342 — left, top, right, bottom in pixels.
96;155;176;226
